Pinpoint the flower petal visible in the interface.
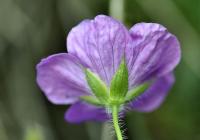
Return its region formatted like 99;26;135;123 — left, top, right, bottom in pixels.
67;15;130;85
129;73;174;112
36;53;90;105
65;102;109;123
127;23;180;87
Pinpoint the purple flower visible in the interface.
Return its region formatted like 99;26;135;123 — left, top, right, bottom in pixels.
36;15;181;123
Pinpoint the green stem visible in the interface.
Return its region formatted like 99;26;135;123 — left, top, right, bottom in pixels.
109;0;124;22
112;106;123;140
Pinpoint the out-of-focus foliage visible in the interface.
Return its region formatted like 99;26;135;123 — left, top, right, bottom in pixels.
23;125;44;140
0;0;200;140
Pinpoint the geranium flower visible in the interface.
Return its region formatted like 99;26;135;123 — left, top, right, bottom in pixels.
36;15;180;124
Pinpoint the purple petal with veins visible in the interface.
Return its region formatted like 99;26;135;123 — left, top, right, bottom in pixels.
65;102;109;123
36;53;91;104
129;73;175;112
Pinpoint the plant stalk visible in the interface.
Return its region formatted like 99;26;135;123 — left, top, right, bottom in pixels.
112;105;123;140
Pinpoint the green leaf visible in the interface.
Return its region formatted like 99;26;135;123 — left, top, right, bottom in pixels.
80;96;103;106
110;57;128;103
85;69;109;103
125;83;149;102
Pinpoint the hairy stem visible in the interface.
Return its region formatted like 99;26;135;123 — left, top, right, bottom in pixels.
112;106;123;140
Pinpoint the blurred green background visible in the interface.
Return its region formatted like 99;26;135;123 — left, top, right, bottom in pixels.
0;0;200;140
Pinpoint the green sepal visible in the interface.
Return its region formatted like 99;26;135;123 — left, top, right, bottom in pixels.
125;82;149;102
85;69;109;103
110;57;128;103
80;96;103;106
